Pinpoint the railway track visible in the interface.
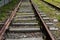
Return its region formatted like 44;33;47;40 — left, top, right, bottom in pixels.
3;0;44;40
0;0;56;40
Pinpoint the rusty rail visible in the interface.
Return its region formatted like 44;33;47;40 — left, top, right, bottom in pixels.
30;0;55;40
0;0;22;40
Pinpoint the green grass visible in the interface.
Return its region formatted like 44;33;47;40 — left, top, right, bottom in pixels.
0;0;19;12
44;0;60;8
45;0;60;3
0;0;19;22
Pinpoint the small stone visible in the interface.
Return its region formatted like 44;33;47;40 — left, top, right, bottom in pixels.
49;27;58;31
23;35;27;37
20;35;27;38
53;19;58;22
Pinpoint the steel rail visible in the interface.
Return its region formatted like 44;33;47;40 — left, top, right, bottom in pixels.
30;0;55;40
42;0;60;10
0;0;22;40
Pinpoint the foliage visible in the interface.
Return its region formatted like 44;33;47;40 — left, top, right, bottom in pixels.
0;0;19;21
44;0;60;8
